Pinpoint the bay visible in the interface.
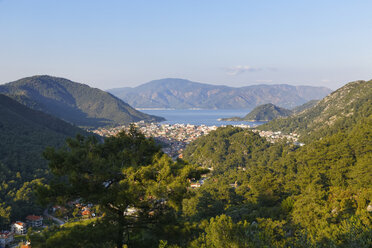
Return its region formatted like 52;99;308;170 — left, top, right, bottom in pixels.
141;109;265;127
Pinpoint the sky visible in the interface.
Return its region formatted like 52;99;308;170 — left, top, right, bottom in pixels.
0;0;371;90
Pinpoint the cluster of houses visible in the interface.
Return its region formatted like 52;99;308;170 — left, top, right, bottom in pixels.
0;215;42;247
52;201;97;220
92;122;221;159
75;204;96;218
189;173;209;188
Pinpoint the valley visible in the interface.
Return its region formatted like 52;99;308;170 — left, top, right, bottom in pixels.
1;2;371;247
0;77;370;248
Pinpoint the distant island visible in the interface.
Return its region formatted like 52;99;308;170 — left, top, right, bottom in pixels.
221;103;293;121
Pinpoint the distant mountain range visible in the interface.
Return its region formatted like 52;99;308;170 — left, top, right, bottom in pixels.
0;76;164;128
108;78;332;109
221;103;292;121
259;79;372;142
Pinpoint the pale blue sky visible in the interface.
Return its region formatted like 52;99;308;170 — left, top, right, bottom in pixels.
0;0;371;89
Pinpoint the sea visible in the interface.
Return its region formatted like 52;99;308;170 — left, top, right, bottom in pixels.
140;109;265;127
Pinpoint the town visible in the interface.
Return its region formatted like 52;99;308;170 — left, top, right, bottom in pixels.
92;122;302;158
92;122;253;159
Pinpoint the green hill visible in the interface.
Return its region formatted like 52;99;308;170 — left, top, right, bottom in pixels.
181;93;371;246
183;126;275;173
221;103;292;121
259;80;372;142
0;75;164;128
24;79;371;247
0;94;88;223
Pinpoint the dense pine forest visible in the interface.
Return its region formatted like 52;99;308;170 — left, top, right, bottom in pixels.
0;79;371;247
0;94;88;228
1;0;371;247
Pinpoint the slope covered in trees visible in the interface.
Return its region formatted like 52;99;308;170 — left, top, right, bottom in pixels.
29;109;371;247
33;128;202;248
259;80;372;142
23;79;372;247
0;94;87;227
182;126;279;173
179;80;371;247
291;99;319;114
221;103;292;121
0;75;164;128
181;114;371;247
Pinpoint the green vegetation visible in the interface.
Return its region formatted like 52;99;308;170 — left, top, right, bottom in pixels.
31;107;371;247
2;79;371;247
0;94;86;227
291;99;319;114
180;112;371;247
221;103;292;121
34;127;201;248
0;75;164;128
259;80;372;142
182;126;277;173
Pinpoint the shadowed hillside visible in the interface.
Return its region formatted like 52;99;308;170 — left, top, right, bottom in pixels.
0;75;164;128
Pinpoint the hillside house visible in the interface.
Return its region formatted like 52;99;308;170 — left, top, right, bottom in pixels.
26;215;43;227
11;221;27;235
81;208;92;218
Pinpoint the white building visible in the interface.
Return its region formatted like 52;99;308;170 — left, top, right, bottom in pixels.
11;221;27;235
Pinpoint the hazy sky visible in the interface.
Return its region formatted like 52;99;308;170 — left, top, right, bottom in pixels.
1;0;371;90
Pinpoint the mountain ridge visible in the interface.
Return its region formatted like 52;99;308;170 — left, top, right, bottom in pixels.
108;78;332;109
0;75;164;128
259;79;372;142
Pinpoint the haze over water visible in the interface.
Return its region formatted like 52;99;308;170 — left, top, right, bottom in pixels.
141;109;265;127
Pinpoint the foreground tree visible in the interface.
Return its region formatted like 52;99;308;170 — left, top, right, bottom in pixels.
38;126;198;248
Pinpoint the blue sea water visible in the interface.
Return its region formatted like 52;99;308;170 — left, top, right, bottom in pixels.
141;109;265;127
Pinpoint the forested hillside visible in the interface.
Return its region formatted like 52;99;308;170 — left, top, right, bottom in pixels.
0;75;164;128
29;108;371;247
259;80;372;142
0;94;87;227
181;115;371;247
291;99;319;114
221;103;292;121
16;79;372;247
